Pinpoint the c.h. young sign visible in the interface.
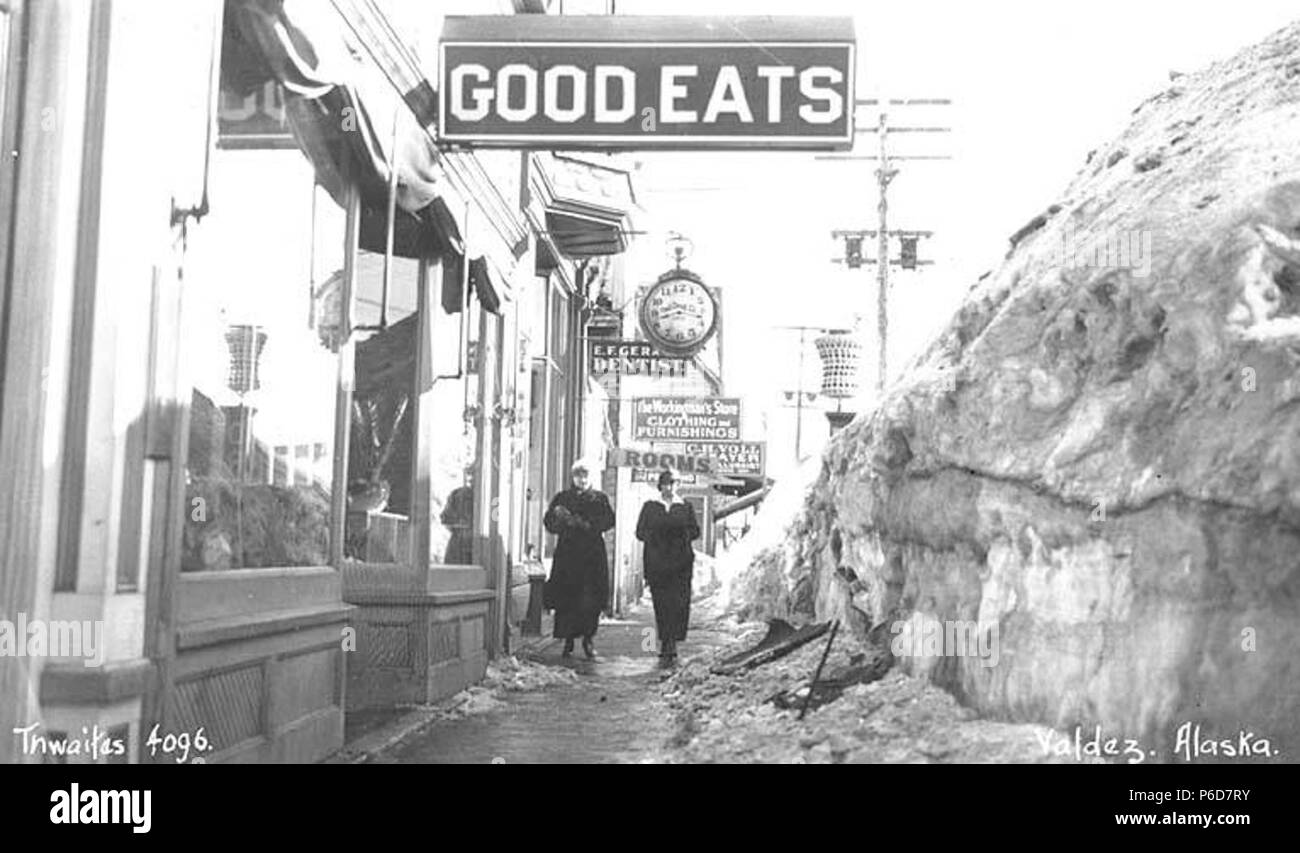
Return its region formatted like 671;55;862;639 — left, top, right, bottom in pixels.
438;16;855;149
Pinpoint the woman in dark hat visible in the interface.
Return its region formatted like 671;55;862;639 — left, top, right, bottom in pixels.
636;469;700;664
543;460;615;659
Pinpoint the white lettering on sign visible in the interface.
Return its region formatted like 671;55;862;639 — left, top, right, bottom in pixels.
636;398;741;417
498;64;537;122
589;341;691;378
702;66;753;123
594;66;636;123
449;63;849;130
799;66;844;124
437;18;855;149
544;65;587;122
450;64;492;121
660;66;698;123
756;66;795;122
632;397;742;441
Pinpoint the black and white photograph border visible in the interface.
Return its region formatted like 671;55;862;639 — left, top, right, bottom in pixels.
0;0;1297;805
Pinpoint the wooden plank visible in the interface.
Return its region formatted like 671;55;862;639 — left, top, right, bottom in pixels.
53;0;112;593
710;620;831;675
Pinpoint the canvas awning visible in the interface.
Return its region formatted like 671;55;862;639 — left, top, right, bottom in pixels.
469;257;504;314
230;0;459;258
438;251;508;317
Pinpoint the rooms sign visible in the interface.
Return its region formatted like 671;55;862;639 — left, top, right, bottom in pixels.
438;16;855;149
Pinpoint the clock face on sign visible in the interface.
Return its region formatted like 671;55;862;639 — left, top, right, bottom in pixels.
639;273;717;356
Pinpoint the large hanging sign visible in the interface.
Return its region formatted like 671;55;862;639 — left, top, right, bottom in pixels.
658;441;766;478
610;447;716;475
589;339;692;378
610;448;746;487
438;16;855;149
639;269;718;357
632;397;741;442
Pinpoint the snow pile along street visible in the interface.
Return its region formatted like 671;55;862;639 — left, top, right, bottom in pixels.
650;611;1082;764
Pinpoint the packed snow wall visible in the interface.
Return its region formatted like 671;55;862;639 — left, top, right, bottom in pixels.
730;22;1300;759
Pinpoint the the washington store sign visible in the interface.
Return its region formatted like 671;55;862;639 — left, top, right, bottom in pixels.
439;16;855;149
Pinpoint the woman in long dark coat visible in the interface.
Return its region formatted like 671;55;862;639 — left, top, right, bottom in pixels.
636;469;699;663
439;467;475;564
543;461;615;659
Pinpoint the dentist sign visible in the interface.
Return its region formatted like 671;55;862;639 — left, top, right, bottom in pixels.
438;16;855;149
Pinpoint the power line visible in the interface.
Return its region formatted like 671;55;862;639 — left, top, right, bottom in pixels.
822;101;952;396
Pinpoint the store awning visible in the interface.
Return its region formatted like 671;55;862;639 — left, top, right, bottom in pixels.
469;257;503;315
357;195;463;260
544;212;627;258
439;253;508;317
535;153;636;259
231;0;460;258
354;312;418;397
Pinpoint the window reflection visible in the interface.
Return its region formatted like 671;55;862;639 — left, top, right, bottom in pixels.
427;272;479;566
182;151;342;570
345;251;419;563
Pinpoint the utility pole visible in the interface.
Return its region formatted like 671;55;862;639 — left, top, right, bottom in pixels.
776;326;819;463
820;99;951;397
795;327;806;459
874;111;895;400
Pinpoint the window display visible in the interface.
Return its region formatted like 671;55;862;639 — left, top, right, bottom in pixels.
181;150;344;570
344;250;420;563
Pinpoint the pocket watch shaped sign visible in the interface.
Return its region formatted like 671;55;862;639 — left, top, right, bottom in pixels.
639;270;718;358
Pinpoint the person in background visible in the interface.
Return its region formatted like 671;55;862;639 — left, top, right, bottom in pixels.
440;465;475;564
636;469;699;664
543;460;615;659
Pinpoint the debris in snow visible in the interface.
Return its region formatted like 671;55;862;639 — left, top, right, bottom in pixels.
649;613;1083;764
726;20;1300;759
710;618;831;675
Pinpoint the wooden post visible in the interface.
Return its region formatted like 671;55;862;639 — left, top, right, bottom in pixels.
874;111;895;397
475;305;501;655
0;0;92;763
331;178;360;567
411;257;435;570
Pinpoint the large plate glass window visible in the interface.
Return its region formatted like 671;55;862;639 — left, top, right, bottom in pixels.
182;150;343;570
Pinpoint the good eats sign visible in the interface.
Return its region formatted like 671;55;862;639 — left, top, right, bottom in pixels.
438;16;855;149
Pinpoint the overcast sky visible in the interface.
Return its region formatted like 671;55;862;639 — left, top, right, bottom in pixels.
605;1;1298;437
411;0;1299;473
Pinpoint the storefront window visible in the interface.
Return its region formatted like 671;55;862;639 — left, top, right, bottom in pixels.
428;274;479;566
542;277;572;559
525;356;547;560
182;150;344;570
344;248;420;563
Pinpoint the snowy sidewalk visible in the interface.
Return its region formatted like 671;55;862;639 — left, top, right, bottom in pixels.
334;592;1078;764
345;598;729;764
